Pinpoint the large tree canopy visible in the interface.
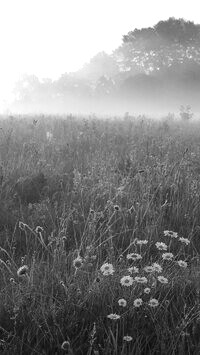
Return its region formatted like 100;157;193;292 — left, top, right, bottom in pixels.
12;18;200;113
114;18;200;74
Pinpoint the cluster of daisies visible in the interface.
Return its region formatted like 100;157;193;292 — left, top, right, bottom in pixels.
99;230;190;341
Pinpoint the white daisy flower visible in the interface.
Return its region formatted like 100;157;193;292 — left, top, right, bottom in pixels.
123;335;133;342
164;230;178;238
136;240;148;245
127;253;142;261
144;266;155;273
152;263;163;273
148;298;159;307
177;260;188;268
120;275;134;287
118;298;127;307
134;276;148;284
179;237;190;245
107;313;121;320
157;276;168;284
155;242;168;251
133;298;143;307
162;252;174;261
128;266;139;274
100;263;115;276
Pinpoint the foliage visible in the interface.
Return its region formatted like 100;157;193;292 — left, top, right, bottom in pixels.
12;18;200;114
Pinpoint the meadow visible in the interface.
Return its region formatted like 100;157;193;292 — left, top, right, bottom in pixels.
0;113;200;354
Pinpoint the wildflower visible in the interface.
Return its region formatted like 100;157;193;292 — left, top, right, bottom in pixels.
177;260;188;268
128;266;139;274
144;266;155;273
136;239;148;245
144;287;151;294
17;265;29;277
155;242;168;251
133;298;143;307
35;226;44;233
148;298;159;307
100;263;115;276
179;237;190;245
127;253;142;261
61;341;70;350
162;252;173;261
123;335;133;342
114;205;120;211
134;276;148;284
118;298;127;307
120;275;134;287
73;256;83;269
157;276;168;284
152;263;163;273
164;230;178;238
107;313;121;320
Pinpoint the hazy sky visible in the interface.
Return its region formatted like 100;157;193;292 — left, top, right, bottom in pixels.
0;0;199;102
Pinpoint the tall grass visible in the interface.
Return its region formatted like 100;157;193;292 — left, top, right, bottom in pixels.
0;114;200;354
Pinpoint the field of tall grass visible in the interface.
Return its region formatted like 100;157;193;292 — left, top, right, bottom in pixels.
1;113;200;354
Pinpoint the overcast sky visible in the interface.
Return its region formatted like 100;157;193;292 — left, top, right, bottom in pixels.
0;0;199;102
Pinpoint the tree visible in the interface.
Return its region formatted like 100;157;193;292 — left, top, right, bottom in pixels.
114;18;200;74
76;52;119;81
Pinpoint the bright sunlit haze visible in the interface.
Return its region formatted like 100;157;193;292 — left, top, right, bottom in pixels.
0;0;199;111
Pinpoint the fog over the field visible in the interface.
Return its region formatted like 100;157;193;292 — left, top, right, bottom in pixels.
3;12;200;116
11;18;200;116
